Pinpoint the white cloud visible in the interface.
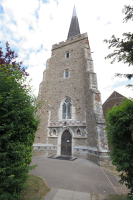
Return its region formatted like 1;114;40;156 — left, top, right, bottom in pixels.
26;64;45;96
0;0;133;102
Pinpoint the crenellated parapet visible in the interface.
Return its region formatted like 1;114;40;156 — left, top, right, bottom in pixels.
52;33;88;50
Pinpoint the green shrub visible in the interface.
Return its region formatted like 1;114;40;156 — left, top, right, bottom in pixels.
106;98;133;199
0;65;39;199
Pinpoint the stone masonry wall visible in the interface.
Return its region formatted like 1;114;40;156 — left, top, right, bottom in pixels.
83;41;109;156
34;33;110;165
35;33;89;146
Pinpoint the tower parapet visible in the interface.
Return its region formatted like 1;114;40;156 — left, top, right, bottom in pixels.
52;33;88;50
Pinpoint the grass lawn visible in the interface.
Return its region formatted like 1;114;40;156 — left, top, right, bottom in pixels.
104;194;128;200
103;166;122;176
20;174;51;200
92;166;129;200
92;194;128;200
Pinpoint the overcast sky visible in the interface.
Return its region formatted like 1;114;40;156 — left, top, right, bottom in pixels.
0;0;133;103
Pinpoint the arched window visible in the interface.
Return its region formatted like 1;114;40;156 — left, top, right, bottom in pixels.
62;98;72;119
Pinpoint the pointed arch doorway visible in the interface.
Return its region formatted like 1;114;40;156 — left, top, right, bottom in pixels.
61;130;72;156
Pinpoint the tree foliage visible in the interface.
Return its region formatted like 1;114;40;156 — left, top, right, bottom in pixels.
0;63;39;199
105;98;133;199
104;5;133;86
0;41;28;77
123;5;133;23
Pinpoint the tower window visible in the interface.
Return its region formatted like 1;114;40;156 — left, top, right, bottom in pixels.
62;98;72;119
68;103;71;119
65;70;69;78
64;69;69;79
66;52;69;58
63;104;66;119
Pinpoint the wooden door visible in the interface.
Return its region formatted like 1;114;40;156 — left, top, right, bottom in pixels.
61;130;72;156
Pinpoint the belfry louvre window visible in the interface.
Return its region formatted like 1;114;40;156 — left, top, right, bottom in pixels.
66;52;69;58
62;99;72;119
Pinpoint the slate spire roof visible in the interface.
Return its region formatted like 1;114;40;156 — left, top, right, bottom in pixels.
67;6;81;39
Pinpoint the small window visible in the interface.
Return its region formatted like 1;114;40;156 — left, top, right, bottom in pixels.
65;70;69;78
66;52;69;58
64;69;69;79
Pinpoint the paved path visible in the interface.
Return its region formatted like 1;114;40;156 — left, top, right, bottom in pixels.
44;188;91;200
30;156;121;198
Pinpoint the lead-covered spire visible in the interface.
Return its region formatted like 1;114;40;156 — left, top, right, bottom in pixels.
67;6;81;39
72;6;77;17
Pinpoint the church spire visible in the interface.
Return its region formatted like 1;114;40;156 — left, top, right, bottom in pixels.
67;6;81;39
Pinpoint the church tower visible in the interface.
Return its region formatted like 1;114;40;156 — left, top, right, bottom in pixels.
34;7;110;166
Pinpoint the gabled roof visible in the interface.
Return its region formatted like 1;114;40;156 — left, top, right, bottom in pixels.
103;91;125;106
67;6;81;39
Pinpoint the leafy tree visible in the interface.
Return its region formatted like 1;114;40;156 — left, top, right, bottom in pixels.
106;98;133;199
0;41;28;77
0;48;39;199
104;5;133;87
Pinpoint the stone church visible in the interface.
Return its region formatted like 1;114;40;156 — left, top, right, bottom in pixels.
33;6;110;166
